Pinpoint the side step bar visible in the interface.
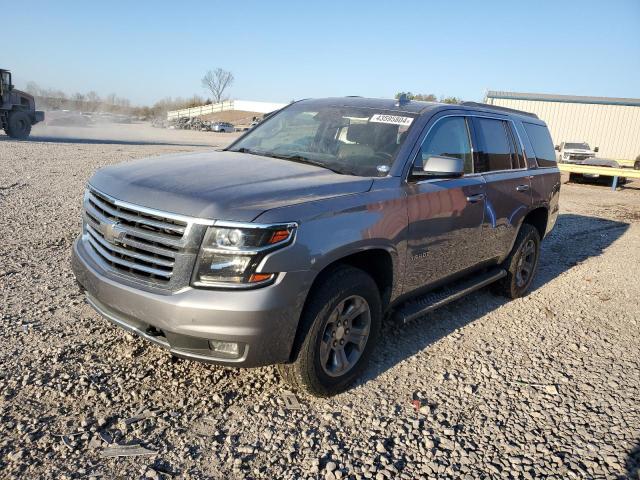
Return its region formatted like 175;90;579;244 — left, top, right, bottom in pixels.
393;268;507;324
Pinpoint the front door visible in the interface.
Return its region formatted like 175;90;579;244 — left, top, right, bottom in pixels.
404;115;486;294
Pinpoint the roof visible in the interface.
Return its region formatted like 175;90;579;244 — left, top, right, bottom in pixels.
298;97;438;114
295;97;547;124
486;90;640;107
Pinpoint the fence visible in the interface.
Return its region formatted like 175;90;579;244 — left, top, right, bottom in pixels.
167;100;287;120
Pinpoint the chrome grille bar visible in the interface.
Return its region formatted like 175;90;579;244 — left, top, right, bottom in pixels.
88;191;186;236
82;186;204;285
84;202;184;250
86;225;175;268
86;234;173;279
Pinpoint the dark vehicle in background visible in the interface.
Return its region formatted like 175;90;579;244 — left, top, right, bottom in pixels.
72;97;560;396
0;68;44;139
568;158;627;185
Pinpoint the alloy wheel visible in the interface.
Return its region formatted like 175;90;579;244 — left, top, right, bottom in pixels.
515;239;536;288
319;295;371;377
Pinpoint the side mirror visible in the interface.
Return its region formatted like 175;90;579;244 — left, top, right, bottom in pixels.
554;145;560;151
414;155;464;178
594;147;599;153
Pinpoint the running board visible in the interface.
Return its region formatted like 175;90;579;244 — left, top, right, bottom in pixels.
393;268;507;324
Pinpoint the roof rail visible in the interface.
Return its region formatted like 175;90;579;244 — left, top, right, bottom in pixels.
460;101;539;119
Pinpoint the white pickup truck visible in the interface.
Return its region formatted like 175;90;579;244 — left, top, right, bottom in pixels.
555;141;598;163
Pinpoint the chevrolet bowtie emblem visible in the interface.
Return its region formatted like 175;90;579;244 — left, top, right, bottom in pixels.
100;220;125;244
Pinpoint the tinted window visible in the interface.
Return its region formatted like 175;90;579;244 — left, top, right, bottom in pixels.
474;118;516;172
415;117;473;174
524;123;557;167
564;142;589;150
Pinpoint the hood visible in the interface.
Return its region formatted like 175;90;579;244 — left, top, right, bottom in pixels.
89;150;373;222
11;89;34;100
564;149;594;154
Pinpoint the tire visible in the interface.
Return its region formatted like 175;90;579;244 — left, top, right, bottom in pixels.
6;111;32;139
494;223;541;299
634;160;640;171
278;265;381;397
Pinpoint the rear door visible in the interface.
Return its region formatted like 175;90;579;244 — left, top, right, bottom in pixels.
470;116;533;262
403;115;486;294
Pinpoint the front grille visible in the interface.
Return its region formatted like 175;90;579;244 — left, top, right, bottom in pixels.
82;187;201;286
569;154;591;161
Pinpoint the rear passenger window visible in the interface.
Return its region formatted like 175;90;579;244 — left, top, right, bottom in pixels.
523;123;557;167
473;118;517;172
415;117;473;174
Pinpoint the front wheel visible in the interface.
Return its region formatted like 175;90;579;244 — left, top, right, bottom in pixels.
494;223;541;299
6;111;32;139
278;266;381;397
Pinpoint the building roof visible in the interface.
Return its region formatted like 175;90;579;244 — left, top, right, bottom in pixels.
486;90;640;107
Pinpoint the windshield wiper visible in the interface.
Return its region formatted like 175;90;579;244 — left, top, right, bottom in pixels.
229;147;264;155
267;153;348;175
229;149;351;175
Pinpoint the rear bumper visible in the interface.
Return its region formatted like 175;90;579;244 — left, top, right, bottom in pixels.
72;238;312;367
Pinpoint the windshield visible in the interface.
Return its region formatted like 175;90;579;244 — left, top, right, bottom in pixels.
227;103;417;176
565;142;590;150
0;72;9;91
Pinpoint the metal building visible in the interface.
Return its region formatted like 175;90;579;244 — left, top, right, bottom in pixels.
485;91;640;162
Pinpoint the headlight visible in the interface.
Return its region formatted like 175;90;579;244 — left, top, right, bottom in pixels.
192;221;297;288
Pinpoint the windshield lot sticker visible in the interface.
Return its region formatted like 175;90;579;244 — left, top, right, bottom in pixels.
369;114;413;126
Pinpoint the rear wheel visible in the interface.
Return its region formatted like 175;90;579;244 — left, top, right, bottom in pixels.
6;111;32;139
494;223;541;299
278;266;381;397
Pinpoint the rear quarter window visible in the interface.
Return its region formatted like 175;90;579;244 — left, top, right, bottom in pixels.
523;123;557;168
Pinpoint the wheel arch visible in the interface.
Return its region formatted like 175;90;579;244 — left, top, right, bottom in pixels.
286;247;395;363
521;206;549;240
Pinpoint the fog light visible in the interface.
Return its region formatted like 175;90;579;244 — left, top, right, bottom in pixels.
209;339;241;358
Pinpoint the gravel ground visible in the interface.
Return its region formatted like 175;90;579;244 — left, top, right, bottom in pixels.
1;125;639;479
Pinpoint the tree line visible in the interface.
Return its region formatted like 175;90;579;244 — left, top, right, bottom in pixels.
22;70;462;121
395;92;462;104
24;81;213;119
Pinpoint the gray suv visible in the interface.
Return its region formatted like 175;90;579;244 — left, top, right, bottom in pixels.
72;97;560;396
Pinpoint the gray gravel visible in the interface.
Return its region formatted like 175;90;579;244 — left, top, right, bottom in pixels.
1;125;639;479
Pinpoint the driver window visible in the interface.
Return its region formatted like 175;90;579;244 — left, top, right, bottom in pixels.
416;117;473;174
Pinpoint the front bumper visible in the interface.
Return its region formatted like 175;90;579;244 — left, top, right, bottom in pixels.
72;238;312;367
33;111;45;124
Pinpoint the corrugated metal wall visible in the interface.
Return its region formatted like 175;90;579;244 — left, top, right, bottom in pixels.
486;98;640;161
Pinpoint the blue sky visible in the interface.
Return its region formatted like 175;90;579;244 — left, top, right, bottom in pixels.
6;0;639;106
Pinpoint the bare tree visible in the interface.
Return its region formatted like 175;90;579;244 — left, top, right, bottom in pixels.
201;68;234;104
86;91;101;112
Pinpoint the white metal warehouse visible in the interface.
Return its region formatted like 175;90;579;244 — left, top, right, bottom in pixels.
485;91;640;162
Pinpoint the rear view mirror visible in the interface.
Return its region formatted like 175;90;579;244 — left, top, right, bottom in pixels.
594;146;599;153
414;155;464;178
554;145;560;151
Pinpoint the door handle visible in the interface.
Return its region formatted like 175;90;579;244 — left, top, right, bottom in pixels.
466;193;485;203
516;184;530;192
